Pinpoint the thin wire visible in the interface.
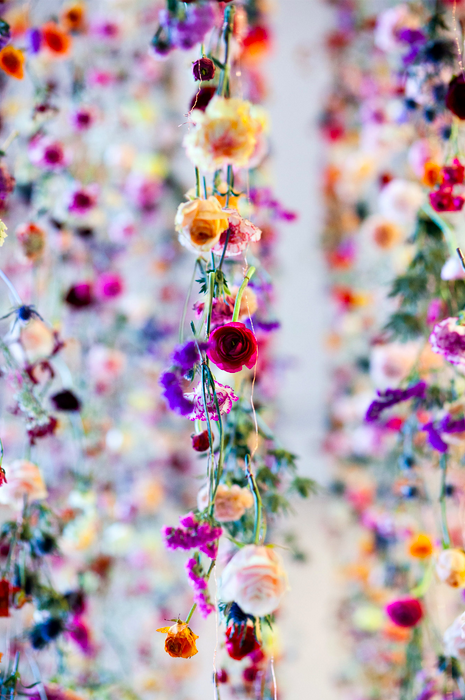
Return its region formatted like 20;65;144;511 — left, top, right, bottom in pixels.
246;294;259;461
453;0;465;76
212;565;220;700
270;655;278;700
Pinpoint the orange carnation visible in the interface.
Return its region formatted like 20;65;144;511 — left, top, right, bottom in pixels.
408;533;433;559
61;4;86;33
0;46;25;79
42;22;71;56
156;621;199;659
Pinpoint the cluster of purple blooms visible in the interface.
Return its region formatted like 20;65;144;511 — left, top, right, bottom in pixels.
249;187;297;222
152;4;216;57
162;512;222;558
186;558;215;618
365;381;427;423
159;340;206;416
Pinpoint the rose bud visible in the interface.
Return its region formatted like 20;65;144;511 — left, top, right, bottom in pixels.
225;624;261;660
191;430;210;452
207;322;258;373
216;669;228;684
385;598;423;628
445;75;465;120
193;57;215;81
156;621;199;659
190;86;216;112
65;282;94;308
243;666;260;683
50;389;81;412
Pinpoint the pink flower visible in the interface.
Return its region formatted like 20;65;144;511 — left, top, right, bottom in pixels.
95;272;124;300
68;185;98;215
212;211;262;257
187;381;238;421
429;187;464;213
67;616;95;656
429;317;465;368
386;598;423;627
87;345;126;391
125;174;161;212
219;545;288;616
70;107;95;131
28;136;68;171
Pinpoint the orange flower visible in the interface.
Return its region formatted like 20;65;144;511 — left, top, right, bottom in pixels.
423;161;442;188
61;4;86;33
156;621;199;659
408;533;433;559
0;46;25;79
42;22;71;56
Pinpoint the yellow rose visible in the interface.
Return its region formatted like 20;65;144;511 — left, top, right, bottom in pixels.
183;97;263;172
175;196;229;253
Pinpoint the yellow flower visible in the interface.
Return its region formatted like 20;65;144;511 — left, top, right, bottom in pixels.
0;221;7;247
183;97;263;171
408;533;433;559
175;196;229;253
156;621;199;659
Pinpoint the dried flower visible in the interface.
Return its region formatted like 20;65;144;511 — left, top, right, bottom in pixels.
207;322;258;373
385;598;423;627
15;222;46;263
192;57;215;81
183;97;263;171
175;197;229;253
436;548;465;587
219;545;288;616
50;389;81;412
156;621;199;658
0;46;25;79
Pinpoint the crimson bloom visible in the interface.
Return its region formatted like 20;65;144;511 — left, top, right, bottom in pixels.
386;598;423;628
225;624;261;660
207;322;258;373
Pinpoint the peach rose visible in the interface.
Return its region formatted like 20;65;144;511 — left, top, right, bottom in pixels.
219;544;288;616
183;97;263;172
198;484;254;522
436;548;465;588
175;197;229;253
0;460;47;508
156;622;198;659
21;319;55;363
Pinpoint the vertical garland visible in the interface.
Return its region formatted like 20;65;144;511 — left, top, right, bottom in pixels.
324;0;465;697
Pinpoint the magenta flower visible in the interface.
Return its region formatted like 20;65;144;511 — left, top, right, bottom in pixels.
28;137;68;171
95;272;124;299
429;317;465;367
70;107;95;131
429;187;464;212
68;185;98;215
386;598;423;627
187;381;238;421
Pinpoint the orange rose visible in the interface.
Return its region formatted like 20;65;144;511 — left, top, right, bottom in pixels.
0;46;25;79
61;3;86;32
408;533;433;559
156;622;199;659
175;197;229;253
42;22;71;56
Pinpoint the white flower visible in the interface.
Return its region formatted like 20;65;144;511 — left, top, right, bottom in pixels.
374;5;419;53
441;257;465;281
0;460;47;509
0;220;7;247
444;613;465;658
219;544;288;616
378;179;425;225
187;381;238;422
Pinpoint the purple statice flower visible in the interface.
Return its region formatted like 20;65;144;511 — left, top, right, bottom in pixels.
422;414;465;453
162;513;222;557
159;4;215;51
249;187;297;222
159;371;194;416
172;341;202;374
185;558;215;618
365;381;427;423
430;317;465;367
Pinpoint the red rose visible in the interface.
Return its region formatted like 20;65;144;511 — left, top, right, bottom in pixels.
225;624;260;660
207;322;258;373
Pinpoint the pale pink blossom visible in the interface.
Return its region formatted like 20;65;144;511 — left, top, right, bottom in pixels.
87;345;126;391
219;544;288;616
212;211;262;257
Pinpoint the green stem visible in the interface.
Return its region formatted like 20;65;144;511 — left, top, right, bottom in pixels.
245;456;265;545
218;6;235;97
225;164;233;208
179;259;200;343
439;453;451;548
195;168;200;198
232;267;256;322
204;364;225;509
206;270;216;339
185;603;196;625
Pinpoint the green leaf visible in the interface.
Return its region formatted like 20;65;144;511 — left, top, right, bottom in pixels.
288;476;318;498
383;312;424;340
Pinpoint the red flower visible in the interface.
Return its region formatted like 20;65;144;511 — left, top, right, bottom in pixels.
445;75;465;120
429;188;464;212
442;159;465;186
386;598;423;628
207;322;258;373
191;431;210;452
225;624;260;660
0;579;9;617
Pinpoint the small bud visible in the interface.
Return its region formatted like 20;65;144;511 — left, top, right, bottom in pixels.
191;430;210;452
192;57;215;82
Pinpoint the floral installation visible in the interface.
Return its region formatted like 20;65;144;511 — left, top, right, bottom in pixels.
323;0;465;696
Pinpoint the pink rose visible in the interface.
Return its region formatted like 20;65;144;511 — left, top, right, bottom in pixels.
219;544;288;616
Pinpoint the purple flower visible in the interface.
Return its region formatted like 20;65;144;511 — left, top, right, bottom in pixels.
422;414;465;452
172;341;202;374
365;381;427;422
159;4;215;51
192;57;215;81
162;514;222;556
27;28;42;54
159;371;194;416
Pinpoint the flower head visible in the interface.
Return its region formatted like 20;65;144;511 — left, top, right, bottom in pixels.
156;622;199;659
15;222;46;263
28;137;68;171
446;74;465;120
429;317;465;368
0;46;25;79
436;548;465;587
68;185;98;215
42;22;71;56
385;598;423;627
408;533;433;559
219;544;288;616
212;211;262;257
175;197;229;253
187;381;238;421
207;322;258;373
0;460;47;509
183;97;264;171
198;483;254;522
193;57;215;81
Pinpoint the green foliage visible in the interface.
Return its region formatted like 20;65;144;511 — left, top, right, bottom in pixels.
288;476;318;498
384;312;424;340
